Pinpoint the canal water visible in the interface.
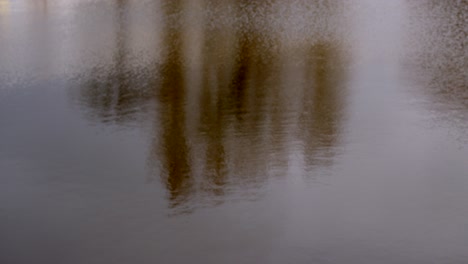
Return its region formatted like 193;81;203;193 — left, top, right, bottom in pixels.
0;1;467;263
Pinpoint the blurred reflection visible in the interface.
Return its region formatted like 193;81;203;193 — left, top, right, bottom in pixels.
74;0;348;212
300;42;345;170
76;0;153;125
405;0;467;135
153;0;192;208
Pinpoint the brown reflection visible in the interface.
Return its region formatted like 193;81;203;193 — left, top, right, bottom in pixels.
197;35;230;198
405;0;467;134
152;0;192;208
300;42;345;170
74;0;348;212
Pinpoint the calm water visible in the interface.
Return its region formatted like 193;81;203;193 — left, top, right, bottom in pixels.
0;0;467;263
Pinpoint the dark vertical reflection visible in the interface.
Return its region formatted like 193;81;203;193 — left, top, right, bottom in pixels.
153;0;192;209
73;0;348;212
223;0;278;185
405;0;467;136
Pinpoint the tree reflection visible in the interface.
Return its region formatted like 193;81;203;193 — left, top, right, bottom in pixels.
152;0;192;208
74;0;348;212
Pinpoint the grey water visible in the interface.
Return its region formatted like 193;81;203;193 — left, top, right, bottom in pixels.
0;0;467;263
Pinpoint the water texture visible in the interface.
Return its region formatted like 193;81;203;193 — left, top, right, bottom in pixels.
0;1;467;263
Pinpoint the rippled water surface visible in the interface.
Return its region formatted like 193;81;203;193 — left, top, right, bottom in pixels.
1;1;467;263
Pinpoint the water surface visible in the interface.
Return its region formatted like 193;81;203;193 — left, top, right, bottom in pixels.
1;1;467;263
